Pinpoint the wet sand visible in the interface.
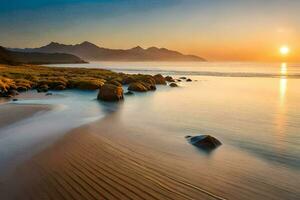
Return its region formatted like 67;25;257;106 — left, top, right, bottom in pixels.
0;103;51;129
10;113;224;200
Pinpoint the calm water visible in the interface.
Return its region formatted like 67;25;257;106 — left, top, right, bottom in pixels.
1;62;300;199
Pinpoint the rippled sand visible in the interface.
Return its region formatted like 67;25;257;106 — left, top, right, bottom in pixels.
9;114;224;200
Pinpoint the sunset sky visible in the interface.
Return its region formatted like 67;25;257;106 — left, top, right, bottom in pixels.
1;0;299;61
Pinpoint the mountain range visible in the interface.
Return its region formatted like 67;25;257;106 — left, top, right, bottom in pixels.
0;46;86;65
11;41;206;62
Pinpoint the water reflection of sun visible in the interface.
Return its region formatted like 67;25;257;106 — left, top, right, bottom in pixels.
275;63;288;148
280;63;287;76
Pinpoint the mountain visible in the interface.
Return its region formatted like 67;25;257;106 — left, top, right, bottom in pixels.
0;46;16;65
0;46;86;65
12;41;206;62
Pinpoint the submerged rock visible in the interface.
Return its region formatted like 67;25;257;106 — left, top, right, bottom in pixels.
179;77;187;80
165;76;175;82
45;92;53;96
186;78;192;82
97;84;124;102
125;91;134;95
186;135;221;150
169;83;178;87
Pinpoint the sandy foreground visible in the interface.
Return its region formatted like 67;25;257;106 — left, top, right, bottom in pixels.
4;112;224;200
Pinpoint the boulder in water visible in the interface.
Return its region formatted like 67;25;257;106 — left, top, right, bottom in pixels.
97;83;124;101
186;78;192;82
125;91;134;95
165;76;175;82
169;83;178;87
185;135;221;150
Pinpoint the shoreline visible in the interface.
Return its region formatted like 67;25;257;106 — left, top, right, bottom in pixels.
8;112;223;200
0;103;52;129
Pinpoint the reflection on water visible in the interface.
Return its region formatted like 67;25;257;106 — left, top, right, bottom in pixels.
275;63;288;151
279;63;288;106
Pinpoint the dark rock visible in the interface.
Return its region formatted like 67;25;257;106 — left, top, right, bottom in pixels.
53;84;66;90
169;83;178;87
186;78;192;82
128;82;148;92
37;84;49;93
179;77;187;80
8;90;19;96
125;91;134;95
97;84;123;101
165;76;175;82
186;135;221;150
177;79;182;82
12;98;18;101
45;92;53;96
153;74;166;85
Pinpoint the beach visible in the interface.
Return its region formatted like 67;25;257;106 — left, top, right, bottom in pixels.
0;62;299;200
11;113;222;200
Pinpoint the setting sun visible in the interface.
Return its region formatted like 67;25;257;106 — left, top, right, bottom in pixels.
280;46;290;55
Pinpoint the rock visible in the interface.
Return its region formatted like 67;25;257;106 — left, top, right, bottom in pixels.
122;76;136;85
53;85;66;90
125;91;134;95
179;77;187;80
128;82;148;92
75;80;104;90
107;80;122;87
45;92;53;96
8;90;19;96
97;84;124;101
177;79;182;82
186;135;221;150
186;78;192;82
153;74;166;85
165;76;175;82
141;82;156;91
37;85;49;93
169;83;178;87
12;98;18;101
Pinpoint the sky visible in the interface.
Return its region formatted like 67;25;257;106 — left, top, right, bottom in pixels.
1;0;299;61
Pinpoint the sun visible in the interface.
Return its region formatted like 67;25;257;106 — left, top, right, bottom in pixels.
280;46;290;55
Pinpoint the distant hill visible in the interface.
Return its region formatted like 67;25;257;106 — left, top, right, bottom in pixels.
12;41;206;62
0;46;16;65
0;46;86;65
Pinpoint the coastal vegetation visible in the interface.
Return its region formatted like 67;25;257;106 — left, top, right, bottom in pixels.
0;64;183;101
